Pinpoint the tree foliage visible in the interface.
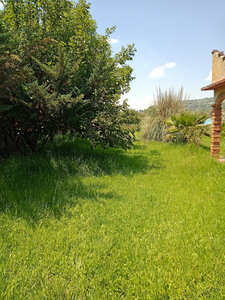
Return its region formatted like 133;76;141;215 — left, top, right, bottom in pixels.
0;0;136;154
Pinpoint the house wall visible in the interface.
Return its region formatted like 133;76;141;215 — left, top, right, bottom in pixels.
212;50;225;83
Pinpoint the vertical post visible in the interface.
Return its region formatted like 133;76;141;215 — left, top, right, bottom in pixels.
211;104;222;157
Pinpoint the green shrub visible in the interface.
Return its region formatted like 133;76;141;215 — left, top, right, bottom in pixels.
164;111;210;146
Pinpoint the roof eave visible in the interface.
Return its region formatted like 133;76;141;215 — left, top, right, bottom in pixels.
201;78;225;91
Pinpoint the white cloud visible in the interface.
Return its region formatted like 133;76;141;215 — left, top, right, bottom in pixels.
0;3;3;10
148;62;176;78
108;38;119;44
205;71;212;82
149;66;165;77
165;62;176;68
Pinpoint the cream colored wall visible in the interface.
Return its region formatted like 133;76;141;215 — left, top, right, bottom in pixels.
214;88;225;106
212;50;225;83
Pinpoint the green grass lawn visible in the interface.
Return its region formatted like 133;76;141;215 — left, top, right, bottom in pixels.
1;136;225;299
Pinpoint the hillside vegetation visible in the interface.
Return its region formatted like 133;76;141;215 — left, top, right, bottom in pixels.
184;97;225;115
184;97;214;114
1;135;225;299
145;97;224;116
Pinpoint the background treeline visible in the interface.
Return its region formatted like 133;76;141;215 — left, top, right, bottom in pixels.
143;96;225;118
0;0;137;155
184;97;214;115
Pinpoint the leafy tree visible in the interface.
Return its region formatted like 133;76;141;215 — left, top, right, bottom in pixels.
0;0;136;154
0;10;33;152
120;107;142;132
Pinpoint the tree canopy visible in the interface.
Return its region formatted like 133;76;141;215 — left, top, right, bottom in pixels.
0;0;136;154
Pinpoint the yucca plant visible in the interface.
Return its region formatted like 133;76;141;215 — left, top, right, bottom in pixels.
164;111;210;146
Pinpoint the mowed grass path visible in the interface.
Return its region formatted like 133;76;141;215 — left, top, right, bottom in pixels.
0;137;225;299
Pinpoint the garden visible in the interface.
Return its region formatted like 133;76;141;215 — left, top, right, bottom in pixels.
1;1;225;298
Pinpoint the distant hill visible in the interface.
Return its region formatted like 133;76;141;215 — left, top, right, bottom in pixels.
142;97;225;116
184;97;214;114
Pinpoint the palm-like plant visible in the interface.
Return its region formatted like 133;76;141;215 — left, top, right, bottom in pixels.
164;111;210;145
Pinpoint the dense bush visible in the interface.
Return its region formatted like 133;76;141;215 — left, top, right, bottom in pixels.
120;108;142;132
0;1;136;154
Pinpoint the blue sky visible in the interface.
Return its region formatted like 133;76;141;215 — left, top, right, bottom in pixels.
1;0;225;110
90;0;225;109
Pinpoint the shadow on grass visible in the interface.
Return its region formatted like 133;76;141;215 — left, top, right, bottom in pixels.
132;144;148;150
199;144;210;151
0;137;164;222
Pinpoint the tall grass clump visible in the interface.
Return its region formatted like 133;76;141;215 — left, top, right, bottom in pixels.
140;116;167;141
140;87;189;141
